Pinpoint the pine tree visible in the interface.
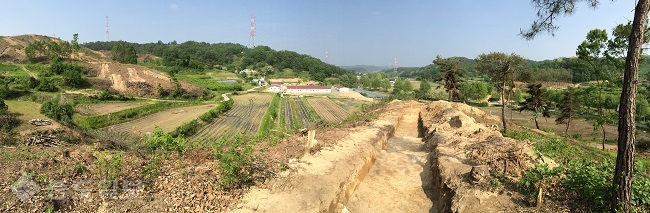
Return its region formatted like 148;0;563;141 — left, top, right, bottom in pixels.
518;83;550;130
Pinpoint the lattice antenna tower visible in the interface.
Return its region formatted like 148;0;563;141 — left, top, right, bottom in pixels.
249;14;255;48
393;57;398;72
105;16;110;41
325;49;329;64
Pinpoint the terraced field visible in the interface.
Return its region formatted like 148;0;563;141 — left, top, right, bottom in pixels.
103;104;215;134
192;93;272;141
75;101;151;116
282;97;318;130
307;97;351;123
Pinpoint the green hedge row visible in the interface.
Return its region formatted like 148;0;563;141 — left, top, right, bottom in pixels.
171;98;234;137
74;101;193;129
256;94;281;138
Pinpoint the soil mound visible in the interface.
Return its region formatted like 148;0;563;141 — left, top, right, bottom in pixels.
420;101;538;212
88;62;202;97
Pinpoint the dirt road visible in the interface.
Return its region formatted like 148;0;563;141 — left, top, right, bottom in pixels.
346;105;435;213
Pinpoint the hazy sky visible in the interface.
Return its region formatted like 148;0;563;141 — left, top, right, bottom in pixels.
0;0;638;66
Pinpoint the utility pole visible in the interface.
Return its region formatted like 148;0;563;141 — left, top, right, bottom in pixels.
249;14;255;48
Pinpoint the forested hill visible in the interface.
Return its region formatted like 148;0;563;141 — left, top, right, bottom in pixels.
398;56;650;83
82;41;349;81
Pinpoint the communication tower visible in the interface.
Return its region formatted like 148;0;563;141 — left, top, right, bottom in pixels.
249;14;255;48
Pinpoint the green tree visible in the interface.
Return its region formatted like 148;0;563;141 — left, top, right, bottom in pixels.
112;43;138;64
72;33;79;49
460;81;489;102
0;98;7;112
556;87;580;133
434;56;464;101
62;69;85;88
476;52;526;133
518;84;550;130
417;80;432;100
576;29;610;150
521;0;650;210
392;77;413;99
637;95;650;123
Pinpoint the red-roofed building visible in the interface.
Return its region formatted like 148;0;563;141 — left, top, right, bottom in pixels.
286;85;331;94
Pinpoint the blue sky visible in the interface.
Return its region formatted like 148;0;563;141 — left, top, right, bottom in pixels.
0;0;637;66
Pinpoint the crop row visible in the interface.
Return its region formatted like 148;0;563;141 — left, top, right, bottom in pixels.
192;93;272;142
307;98;350;123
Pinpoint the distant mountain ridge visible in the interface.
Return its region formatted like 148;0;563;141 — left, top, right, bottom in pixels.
341;65;389;73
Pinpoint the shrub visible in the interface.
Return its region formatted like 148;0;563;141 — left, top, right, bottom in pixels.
214;136;255;190
40;100;74;124
518;164;563;201
36;77;58;92
256;94;281;138
146;127;185;154
563;160;613;211
171;99;233;137
94;151;123;182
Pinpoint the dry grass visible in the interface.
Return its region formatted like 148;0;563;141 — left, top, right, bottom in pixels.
478;106;650;149
75;101;152;116
5;100;61;132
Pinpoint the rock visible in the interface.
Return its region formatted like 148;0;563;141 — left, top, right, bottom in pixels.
470;165;490;184
449;116;463;128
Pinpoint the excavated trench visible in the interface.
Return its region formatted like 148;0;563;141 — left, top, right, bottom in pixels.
342;105;437;213
234;101;524;213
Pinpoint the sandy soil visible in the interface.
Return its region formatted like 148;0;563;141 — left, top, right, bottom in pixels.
338;91;374;102
347;103;435;213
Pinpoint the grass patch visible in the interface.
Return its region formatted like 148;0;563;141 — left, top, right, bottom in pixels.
5;100;49;131
175;74;243;92
506;129;650;212
73;101;195;129
256;94;281;138
171;99;234;138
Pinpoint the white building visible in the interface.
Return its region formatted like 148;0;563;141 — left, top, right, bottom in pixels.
286;85;331;94
335;86;350;92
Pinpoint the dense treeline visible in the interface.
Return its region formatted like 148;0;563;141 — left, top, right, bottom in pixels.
82;41;347;81
397;56;650;83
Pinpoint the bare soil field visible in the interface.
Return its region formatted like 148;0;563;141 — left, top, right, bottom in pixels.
307;97;350;123
88;62;202;97
103;104;215;134
192;93;272;141
337;91;374;102
74;101;152;116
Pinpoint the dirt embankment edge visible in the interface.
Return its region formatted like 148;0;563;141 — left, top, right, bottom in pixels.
419;101;537;213
232;113;401;212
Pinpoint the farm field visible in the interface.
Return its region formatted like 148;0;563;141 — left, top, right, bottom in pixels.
75;101;152;116
282;97;318;130
307;97;351;123
192;93;272;141
103;104;215;134
5;100;61;132
479;106;650;148
329;98;361;111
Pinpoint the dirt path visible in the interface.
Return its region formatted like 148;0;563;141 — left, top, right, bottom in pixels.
346;105;436;213
19;65;38;79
